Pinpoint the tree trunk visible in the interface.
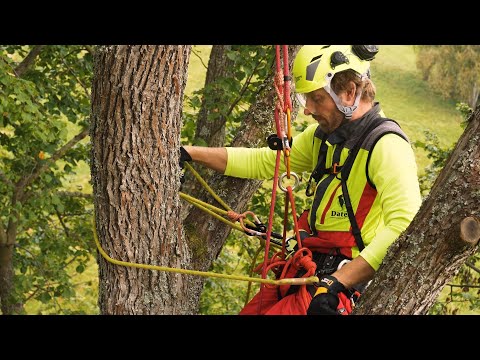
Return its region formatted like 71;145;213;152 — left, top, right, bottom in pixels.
355;106;480;314
181;46;235;216
194;45;234;147
0;199;22;314
0;245;14;314
91;46;192;314
182;46;301;308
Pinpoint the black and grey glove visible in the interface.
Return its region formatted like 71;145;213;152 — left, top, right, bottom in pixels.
307;274;346;315
179;146;192;185
179;146;192;169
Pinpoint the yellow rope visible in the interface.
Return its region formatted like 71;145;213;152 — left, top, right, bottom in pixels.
179;192;244;232
179;192;282;250
92;217;318;286
181;163;259;230
184;162;231;211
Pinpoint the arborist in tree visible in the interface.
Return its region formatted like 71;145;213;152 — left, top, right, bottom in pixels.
180;45;422;315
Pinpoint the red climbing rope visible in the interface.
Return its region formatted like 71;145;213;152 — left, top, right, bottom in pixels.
254;45;316;314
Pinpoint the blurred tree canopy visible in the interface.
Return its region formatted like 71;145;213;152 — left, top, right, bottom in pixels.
415;45;480;108
0;45;94;314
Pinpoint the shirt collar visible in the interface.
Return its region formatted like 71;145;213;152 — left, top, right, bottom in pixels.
314;102;383;146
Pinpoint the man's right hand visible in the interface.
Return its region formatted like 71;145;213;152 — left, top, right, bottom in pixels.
179;146;192;186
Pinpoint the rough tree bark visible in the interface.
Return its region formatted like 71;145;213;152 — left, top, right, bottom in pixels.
355;106;480;314
182;46;301;310
90;46;192;314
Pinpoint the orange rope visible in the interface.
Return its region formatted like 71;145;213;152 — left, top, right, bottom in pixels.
227;210;266;237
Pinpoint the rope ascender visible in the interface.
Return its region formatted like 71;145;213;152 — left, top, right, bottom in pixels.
92;45;319;296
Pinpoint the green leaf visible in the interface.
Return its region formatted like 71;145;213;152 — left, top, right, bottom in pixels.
226;51;237;61
51;195;60;205
76;264;85;274
37;292;51;303
62;287;75;298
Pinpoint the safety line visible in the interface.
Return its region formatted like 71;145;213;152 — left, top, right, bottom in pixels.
92;217;318;286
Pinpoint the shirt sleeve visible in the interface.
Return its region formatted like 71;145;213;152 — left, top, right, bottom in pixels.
224;123;318;179
359;134;422;270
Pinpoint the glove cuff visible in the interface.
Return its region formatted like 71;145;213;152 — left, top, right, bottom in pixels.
180;146;192;162
315;275;346;296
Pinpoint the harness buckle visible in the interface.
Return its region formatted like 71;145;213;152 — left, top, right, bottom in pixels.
330;162;342;175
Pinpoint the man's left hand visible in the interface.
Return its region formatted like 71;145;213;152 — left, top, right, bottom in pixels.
307;275;347;315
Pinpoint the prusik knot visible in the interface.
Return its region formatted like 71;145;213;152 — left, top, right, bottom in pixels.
227;210;266;237
227;210;242;222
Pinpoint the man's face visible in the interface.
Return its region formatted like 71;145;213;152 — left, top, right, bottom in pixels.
302;88;344;134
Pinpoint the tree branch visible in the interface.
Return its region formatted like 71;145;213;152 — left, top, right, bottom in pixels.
84;45;95;56
0;220;6;245
191;47;208;70
460;216;480;245
465;261;480;274
57;191;93;200
14;45;45;78
447;283;480;289
61;57;91;98
0;169;14;187
56;209;70;239
25;281;61;302
226;59;262;118
16;127;89;201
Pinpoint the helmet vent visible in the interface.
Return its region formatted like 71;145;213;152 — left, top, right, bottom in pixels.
306;59;321;81
330;51;349;69
310;55;323;63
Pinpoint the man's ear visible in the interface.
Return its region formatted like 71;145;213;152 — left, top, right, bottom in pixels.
343;81;357;105
345;81;357;103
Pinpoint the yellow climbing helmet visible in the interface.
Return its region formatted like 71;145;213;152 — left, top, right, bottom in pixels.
292;45;377;94
292;45;379;119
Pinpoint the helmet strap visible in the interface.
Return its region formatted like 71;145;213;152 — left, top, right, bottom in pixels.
324;85;363;121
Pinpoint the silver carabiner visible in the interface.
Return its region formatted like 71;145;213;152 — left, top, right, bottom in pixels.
278;172;300;192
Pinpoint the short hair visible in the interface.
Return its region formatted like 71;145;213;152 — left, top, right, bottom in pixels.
331;69;376;103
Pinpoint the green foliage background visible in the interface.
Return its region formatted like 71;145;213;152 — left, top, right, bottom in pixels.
0;46;95;314
414;45;480;109
0;45;477;314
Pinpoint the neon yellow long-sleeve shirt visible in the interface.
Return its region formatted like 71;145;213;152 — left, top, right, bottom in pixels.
224;108;422;270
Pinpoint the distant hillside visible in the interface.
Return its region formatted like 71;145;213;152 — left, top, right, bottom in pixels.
372;45;463;171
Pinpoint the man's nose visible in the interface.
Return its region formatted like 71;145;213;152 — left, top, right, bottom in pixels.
304;107;312;116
